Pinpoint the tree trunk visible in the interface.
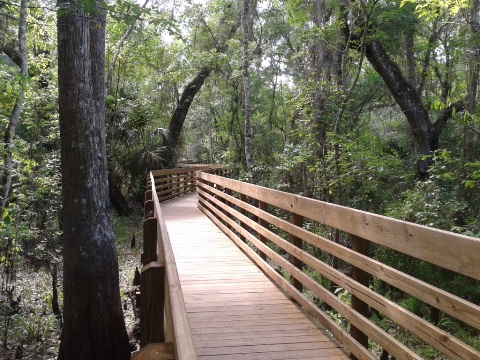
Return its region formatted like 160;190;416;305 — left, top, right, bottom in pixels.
242;0;254;170
363;39;434;176
1;0;28;210
57;1;130;359
164;10;242;168
166;67;213;166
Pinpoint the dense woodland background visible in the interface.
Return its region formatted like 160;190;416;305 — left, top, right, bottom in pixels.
1;0;480;358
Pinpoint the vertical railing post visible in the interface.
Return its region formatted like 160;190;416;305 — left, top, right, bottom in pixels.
239;194;248;242
140;184;166;347
190;170;195;192
290;213;303;293
225;188;233;231
166;175;172;198
257;201;267;261
350;235;370;358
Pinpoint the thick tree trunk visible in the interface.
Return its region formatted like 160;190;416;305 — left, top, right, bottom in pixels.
57;1;130;359
1;0;28;210
242;0;254;170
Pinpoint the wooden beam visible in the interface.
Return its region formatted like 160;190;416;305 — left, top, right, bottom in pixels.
350;235;370;358
290;212;303;293
257;200;267;261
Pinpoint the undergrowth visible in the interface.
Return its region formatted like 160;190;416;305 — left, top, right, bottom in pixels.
0;208;143;360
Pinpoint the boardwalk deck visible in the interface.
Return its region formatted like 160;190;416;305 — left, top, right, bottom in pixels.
162;192;350;360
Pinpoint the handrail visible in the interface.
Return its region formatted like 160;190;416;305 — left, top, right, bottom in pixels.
151;165;223;202
196;171;480;360
139;171;198;359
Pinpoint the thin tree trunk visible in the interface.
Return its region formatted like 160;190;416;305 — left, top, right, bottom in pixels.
57;0;130;358
1;0;28;210
242;0;254;170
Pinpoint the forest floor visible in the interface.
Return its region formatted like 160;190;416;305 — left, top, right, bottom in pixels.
0;208;144;360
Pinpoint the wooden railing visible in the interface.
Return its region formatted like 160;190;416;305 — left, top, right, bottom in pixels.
196;172;480;360
139;171;200;359
151;165;223;203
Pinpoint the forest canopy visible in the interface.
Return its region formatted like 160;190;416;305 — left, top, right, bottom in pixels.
1;0;480;357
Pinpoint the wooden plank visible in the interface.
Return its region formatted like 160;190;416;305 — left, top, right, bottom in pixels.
290;212;303;293
143;217;157;265
257;200;267;260
140;266;165;346
350;235;370;355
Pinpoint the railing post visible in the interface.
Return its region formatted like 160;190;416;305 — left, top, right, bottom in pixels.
290;213;303;293
225;188;233;231
190;171;194;193
350;235;370;358
140;213;165;347
257;201;267;261
239;194;248;242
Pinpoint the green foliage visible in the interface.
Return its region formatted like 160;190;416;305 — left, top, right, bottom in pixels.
386;150;472;232
401;0;469;20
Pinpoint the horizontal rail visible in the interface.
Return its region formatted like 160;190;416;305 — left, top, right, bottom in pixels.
197;172;480;360
150;165;223;202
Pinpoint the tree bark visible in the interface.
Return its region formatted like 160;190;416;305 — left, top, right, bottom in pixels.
1;0;28;210
242;0;254;170
363;39;434;176
166;67;213;166
57;1;130;359
362;39;464;177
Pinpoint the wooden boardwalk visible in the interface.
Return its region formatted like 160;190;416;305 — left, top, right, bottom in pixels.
162;193;350;360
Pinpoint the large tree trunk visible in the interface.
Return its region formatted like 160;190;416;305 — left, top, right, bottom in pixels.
242;0;254;170
57;1;130;359
1;0;28;210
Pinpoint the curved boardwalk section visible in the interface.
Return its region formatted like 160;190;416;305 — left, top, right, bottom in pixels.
162;193;349;360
